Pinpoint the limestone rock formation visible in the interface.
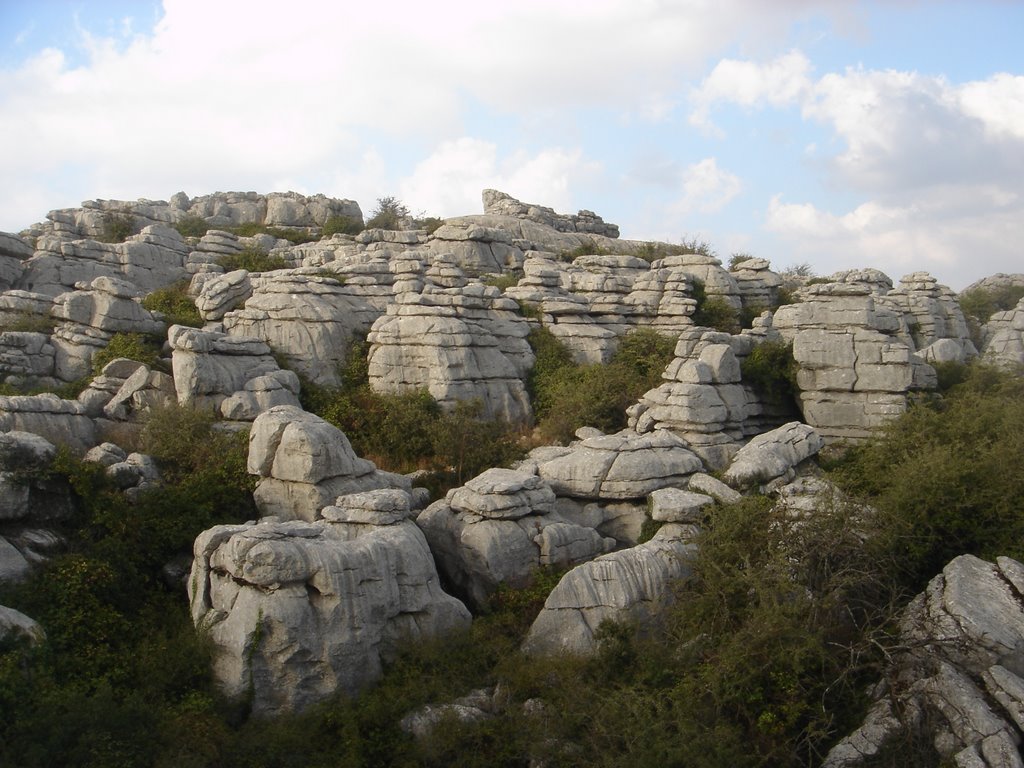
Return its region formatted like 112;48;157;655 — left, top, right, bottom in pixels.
824;555;1024;768
773;281;932;441
481;189;620;238
188;504;470;715
0;394;96;454
0;605;45;644
247;406;410;522
367;254;534;423
416;467;615;611
168;325;300;418
521;524;697;656
721;421;824;489
982;296;1024;368
223;273;380;386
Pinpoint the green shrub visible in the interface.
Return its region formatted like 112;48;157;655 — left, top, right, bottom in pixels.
0;311;55;335
483;271;523;291
958;284;1024;324
141;282;202;328
320;215;363;237
741;339;799;407
215;248;290;273
98;210;137;243
171;215;210;238
92;332;163;375
557;243;607;262
528;327;675;444
365;196;410;230
690;279;740;333
830;363;1024;592
415;215;445;234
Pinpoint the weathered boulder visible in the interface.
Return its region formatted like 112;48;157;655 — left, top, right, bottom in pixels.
0;394;95;454
824;555;1024;767
169;325;298;417
367;254;534;423
0;605;44;644
730;257;783;309
521;524;697;656
248;406;410;522
721;422;824;489
222;272;380;386
982;297;1024;368
482;189;620;238
416;468;615;611
534;429;703;501
188;512;470;716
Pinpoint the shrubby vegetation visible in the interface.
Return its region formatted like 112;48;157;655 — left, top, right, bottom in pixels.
690;279;740;334
528;327;676;444
300;335;523;493
741;339;800;407
365;196;411;230
141;281;203;327
320;215;363;237
171;214;210;239
91;332;164;375
98;210;137;243
215;248;290;273
958;283;1024;348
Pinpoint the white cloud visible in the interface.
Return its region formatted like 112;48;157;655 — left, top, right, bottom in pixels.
0;0;850;229
671;158;743;216
765;189;1024;290
689;50;813;131
398;138;601;218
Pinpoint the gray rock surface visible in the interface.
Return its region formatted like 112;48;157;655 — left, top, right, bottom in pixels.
248;406;410;522
721;421;824;488
522;524;697;656
417;468;615;611
0;605;44;644
188;514;469;716
824;555;1024;767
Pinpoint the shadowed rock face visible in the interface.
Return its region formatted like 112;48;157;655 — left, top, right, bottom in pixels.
188;504;470;716
824;555;1024;768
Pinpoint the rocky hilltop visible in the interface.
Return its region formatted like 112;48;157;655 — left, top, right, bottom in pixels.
1;189;1023;765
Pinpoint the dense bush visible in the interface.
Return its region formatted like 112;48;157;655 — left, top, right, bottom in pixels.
830;363;1024;592
141;282;202;327
320;215;363;237
528;327;676;444
91;332;163;375
216;248;290;273
365;196;410;230
98;210;136;243
171;214;210;238
690;279;740;334
741;339;799;407
301;335;523;491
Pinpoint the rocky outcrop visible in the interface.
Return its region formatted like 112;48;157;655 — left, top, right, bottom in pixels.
882;272;976;361
0;432;73;583
481;189;620;238
366;254;534;423
773;281;933;441
824;555;1024;768
168;325;300;418
20;226;190;297
721;421;824;489
0;394;95;454
981;297;1024;368
188;495;470;716
247;406;410;522
730;257;783;310
0;232;32;289
223;273;380;387
521;524;697;656
416;468;615;611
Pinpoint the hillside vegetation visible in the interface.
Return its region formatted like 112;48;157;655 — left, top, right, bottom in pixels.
1;357;1021;767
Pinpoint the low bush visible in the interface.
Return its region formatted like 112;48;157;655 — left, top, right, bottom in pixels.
690;279;740;333
91;332;163;375
365;196;410;230
0;311;55;335
216;248;290;273
98;210;137;243
141;282;202;327
171;215;210;238
320;215;363;237
528;327;676;444
741;339;799;407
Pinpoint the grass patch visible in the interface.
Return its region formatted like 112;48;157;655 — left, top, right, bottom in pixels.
141;282;202;328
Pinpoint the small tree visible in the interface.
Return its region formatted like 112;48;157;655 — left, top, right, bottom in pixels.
366;196;410;230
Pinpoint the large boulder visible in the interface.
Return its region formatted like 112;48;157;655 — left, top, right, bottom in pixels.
247;406;410;522
188;503;470;716
416;468;615;611
824;555;1024;767
522;524;697;656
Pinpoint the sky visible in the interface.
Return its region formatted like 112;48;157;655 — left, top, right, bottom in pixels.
1;1;1022;290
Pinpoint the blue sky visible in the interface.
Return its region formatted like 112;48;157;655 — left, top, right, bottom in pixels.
2;1;1022;289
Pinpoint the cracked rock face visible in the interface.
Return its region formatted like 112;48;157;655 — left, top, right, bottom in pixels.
824;555;1024;768
416;468;615;611
521;524;698;656
188;512;470;716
